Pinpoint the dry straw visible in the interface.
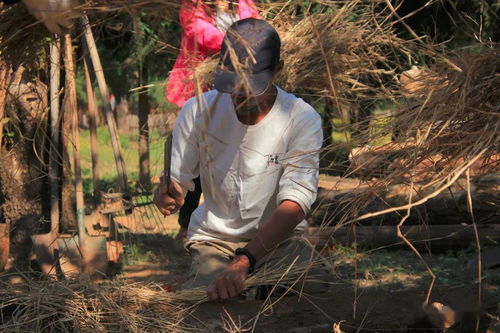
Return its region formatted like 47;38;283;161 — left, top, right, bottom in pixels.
1;0;498;328
330;47;500;227
0;258;325;332
194;0;420;105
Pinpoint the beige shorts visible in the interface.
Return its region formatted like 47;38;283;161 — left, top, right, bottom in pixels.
183;236;332;292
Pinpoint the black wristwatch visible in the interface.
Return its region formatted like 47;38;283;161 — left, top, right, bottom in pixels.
235;247;256;273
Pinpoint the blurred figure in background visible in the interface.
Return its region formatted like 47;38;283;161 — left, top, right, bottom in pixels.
1;0;80;34
166;0;260;244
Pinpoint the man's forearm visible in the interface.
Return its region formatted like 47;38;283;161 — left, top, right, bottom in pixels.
244;200;305;262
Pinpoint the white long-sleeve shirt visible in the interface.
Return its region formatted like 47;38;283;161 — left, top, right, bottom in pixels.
171;87;323;242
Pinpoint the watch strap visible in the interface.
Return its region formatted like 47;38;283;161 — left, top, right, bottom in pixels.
235;247;256;273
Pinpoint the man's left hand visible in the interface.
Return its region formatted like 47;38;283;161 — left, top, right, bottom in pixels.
207;255;250;301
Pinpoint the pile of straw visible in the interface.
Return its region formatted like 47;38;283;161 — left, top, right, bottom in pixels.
0;259;324;332
194;0;420;104
393;48;499;166
349;47;499;181
316;46;499;228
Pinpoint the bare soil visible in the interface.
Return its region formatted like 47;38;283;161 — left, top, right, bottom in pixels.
117;207;500;332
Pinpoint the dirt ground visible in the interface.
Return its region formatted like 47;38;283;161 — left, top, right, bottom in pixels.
119;236;500;332
110;175;500;332
117;221;500;332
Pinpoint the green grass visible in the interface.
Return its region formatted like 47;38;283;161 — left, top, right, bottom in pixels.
123;242;157;265
369;106;395;146
327;244;493;291
331;117;351;143
79;126;165;195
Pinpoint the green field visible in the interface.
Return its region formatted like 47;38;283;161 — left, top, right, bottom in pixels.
79;126;166;195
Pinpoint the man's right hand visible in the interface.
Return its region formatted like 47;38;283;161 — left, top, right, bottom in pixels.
153;178;185;216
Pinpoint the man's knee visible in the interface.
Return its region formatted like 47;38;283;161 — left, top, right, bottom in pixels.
183;241;234;288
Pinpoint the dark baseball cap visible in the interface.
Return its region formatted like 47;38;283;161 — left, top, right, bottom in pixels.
214;18;281;96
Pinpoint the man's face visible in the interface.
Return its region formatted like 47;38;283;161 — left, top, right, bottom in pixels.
230;84;269;117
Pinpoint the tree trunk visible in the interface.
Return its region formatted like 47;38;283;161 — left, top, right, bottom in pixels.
135;15;151;190
138;82;151;190
60;36;77;231
0;66;49;271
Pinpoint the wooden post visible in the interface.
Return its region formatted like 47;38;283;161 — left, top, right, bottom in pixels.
133;17;151;190
306;224;500;249
138;80;151;190
81;15;129;196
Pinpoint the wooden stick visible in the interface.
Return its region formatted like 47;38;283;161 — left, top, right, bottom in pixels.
81;15;129;195
0;60;9;149
163;133;172;191
466;169;482;312
0;60;9;272
63;32;87;258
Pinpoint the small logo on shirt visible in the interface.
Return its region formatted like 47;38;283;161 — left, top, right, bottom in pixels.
266;154;280;167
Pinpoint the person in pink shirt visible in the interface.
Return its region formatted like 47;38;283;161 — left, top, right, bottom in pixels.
166;0;260;244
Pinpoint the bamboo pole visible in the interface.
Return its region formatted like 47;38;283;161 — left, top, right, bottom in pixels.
83;57;100;204
49;37;61;235
81;15;129;196
65;32;109;279
63;31;87;263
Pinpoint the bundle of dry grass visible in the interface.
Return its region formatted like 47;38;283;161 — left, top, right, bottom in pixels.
0;258;325;332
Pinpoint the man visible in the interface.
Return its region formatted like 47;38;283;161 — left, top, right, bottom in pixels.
154;18;323;301
166;0;260;246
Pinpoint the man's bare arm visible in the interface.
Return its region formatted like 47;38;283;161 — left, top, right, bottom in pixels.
245;200;304;261
207;200;304;301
